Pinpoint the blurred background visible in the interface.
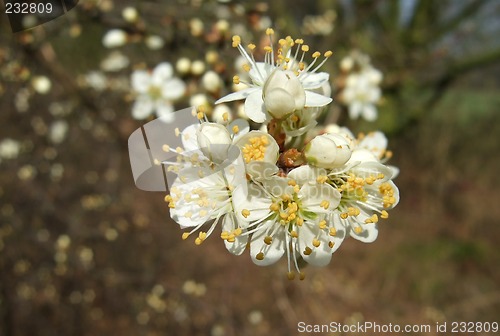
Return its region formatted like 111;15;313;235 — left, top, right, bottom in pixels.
1;0;500;335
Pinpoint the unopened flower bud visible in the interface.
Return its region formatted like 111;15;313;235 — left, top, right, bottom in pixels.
263;70;305;119
197;123;231;163
304;133;352;168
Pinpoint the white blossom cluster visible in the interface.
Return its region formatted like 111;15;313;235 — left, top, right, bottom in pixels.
136;30;399;280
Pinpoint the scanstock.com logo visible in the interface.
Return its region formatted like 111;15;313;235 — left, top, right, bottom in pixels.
3;1;79;32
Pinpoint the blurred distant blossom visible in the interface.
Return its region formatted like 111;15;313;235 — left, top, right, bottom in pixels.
0;138;21;161
130;63;186;121
340;51;383;122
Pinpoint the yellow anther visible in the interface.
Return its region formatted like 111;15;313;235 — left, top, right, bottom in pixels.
264;236;273;245
220;231;229;239
329;227;337;236
247;43;256;50
256;252;264;260
232;125;240;134
295;38;304;44
279;212;288;219
354;226;363;234
380;210;389;219
299;272;306;281
364;218;373;224
385;150;393;159
319;220;327;229
199;210;207;217
371;214;379;223
312;238;320;248
288;179;297;186
296;217;304;226
232;75;240;84
184;212;193;219
312;51;321;58
241;136;268;163
194;238;202;245
197;112;205;120
287;272;296;280
290;230;298;238
269;203;280;212
162;144;170;152
328;241;335;249
320;200;330;210
182;232;190;240
164;195;172;202
299;62;305;71
241;209;250;218
176;147;183;154
324;50;333;58
293;185;300;194
304;246;312;255
242;63;251;72
264;46;272;53
266;28;274;35
377;173;385;180
301;45;309;52
340;212;348;219
290;114;299;122
316;175;328;184
282;194;292;201
232;35;241;47
222;112;229;122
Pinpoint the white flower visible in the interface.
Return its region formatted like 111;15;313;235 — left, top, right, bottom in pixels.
0;138;21;160
328;148;399;243
49;120;69;144
145;35;165;50
166;150;249;255
31;76;51;94
201;71;222;93
102;29;127;48
122;7;139;23
233;131;280;180
304;133;352;168
131;63;186;121
176;58;192;75
100;51;129;72
343;72;381;122
233;166;344;277
215;30;333;123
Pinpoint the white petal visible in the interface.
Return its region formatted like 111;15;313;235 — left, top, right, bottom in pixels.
131;70;151;93
181;124;200;152
162;78;186;100
131;97;153;120
287;165;326;185
300;183;340;213
152;62;173;85
348;102;362;119
297;222;333;267
155;101;174;121
222;213;248;255
305;91;332;107
215;88;260;104
362;104;378;121
250;222;285;266
249;62;273;86
301;72;329;89
244;90;267;123
359;131;387;159
232;183;271;223
264;88;296;119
